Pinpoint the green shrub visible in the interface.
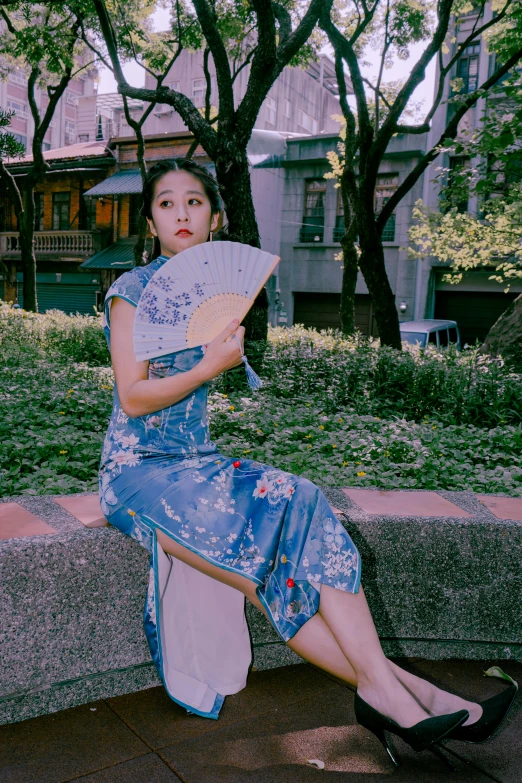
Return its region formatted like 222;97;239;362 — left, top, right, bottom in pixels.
0;302;110;368
1;307;521;497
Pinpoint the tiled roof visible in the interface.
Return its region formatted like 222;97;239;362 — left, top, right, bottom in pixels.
9;141;109;165
80;239;137;270
83;169;143;196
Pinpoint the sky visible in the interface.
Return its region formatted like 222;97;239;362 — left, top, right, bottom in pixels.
97;6;437;115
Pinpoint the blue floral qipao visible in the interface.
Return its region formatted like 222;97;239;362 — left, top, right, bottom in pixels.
99;254;361;719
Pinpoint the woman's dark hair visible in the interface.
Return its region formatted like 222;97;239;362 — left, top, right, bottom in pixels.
140;158;223;261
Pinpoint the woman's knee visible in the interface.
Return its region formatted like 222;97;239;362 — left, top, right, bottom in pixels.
156;529;263;610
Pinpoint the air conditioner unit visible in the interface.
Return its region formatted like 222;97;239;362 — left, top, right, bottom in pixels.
153;105;174;116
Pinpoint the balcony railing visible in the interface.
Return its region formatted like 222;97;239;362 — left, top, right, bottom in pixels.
0;231;105;256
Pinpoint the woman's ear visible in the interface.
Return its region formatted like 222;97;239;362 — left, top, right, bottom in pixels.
210;213;220;232
147;217;157;237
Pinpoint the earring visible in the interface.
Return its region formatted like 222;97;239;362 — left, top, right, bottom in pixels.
209;231;213;242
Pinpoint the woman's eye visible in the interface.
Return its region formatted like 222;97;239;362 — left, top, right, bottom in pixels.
159;200;173;208
188;198;202;205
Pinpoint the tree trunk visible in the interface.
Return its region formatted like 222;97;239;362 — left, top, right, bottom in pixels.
214;150;260;248
357;217;401;349
18;187;37;312
339;233;359;336
133;216;148;266
480;293;522;371
214;148;268;349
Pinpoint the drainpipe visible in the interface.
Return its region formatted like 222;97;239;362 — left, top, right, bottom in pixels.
413;142;433;320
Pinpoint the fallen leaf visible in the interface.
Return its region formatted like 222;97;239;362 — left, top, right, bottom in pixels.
307;759;325;770
484;666;518;686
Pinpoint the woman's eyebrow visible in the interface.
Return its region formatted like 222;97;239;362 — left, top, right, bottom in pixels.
156;189;204;198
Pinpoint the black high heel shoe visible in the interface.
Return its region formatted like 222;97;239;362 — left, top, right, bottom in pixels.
445;681;518;744
354;691;469;769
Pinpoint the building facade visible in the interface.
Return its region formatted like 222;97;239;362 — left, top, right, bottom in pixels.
74;53;344;144
0;64;98;154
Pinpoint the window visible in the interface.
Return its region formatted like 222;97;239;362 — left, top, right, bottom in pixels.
266;97;277;125
166;80;180;92
284;99;291;118
65;91;78;107
300;179;325;242
42;142;51;151
456;43;480;94
128;193;142;235
52;192;70;230
7;100;29;119
375;174;398;241
34;192;44;231
79;191;96;231
8;69;27;86
78;134;89;143
428;331;438;345
298;109;318;135
64;120;76;146
192;78;206;98
333;189;345;242
0;197;16;231
11;133;27;150
438;329;449;347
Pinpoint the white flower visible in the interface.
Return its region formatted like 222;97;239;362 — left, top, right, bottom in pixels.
307;573;321;583
195;526;207;533
335;581;348;589
227;549;233;554
253;477;275;499
283;484;296;499
119;434;139;448
324;519;346;548
199;498;209;505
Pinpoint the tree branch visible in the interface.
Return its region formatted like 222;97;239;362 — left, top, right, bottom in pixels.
349;0;380;47
321;14;372;168
0;159;23;217
192;0;234;124
271;1;291;45
377;42;522;233
373;0;454;164
277;0;333;65
90;0;218;157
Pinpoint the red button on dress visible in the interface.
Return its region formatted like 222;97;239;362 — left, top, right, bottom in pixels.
233;460;241;468
286;578;295;588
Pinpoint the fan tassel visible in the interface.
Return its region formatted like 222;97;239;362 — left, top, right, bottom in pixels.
241;355;263;391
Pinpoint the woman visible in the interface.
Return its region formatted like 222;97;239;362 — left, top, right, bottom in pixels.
99;158;515;768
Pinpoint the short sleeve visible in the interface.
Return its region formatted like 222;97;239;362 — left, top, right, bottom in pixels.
102;268;148;347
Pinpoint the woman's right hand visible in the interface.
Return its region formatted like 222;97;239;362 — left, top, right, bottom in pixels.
197;320;245;381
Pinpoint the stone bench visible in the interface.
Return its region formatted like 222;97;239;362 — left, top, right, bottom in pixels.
1;487;521;725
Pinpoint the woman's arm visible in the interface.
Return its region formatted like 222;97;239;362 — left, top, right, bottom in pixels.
110;297;245;418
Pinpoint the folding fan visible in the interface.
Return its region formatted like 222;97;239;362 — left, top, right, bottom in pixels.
133;241;281;390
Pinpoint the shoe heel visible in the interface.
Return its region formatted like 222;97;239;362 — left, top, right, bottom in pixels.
371;727;402;768
429;744;458;772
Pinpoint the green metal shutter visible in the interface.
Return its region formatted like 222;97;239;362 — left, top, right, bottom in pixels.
17;283;99;315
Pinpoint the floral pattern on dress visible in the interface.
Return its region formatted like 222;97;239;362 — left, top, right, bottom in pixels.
99;255;361;645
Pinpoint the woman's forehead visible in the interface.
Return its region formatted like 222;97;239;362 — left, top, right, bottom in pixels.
154;169;206;198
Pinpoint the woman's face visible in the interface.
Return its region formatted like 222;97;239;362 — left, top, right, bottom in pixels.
147;169;220;258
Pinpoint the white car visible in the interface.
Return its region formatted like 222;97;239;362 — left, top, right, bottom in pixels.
399;319;461;349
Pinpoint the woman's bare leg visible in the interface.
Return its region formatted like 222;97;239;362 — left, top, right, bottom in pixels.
156;532;480;726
